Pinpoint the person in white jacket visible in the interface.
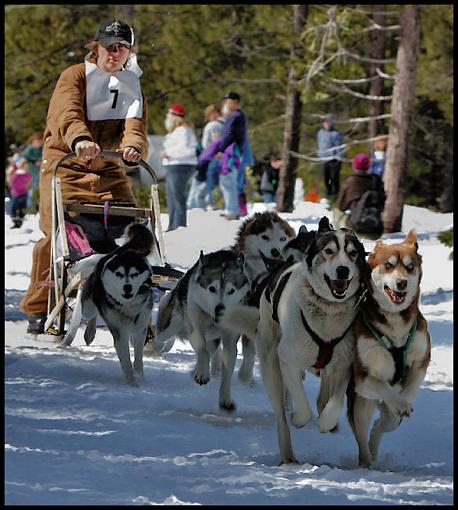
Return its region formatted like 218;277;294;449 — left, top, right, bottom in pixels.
161;103;198;231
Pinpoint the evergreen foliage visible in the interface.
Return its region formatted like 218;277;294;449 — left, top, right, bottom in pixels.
5;4;453;209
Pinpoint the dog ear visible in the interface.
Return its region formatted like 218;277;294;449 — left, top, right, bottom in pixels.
298;225;308;234
404;229;418;249
318;216;333;234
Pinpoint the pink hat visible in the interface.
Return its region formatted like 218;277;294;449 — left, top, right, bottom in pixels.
169;103;186;117
352;153;370;171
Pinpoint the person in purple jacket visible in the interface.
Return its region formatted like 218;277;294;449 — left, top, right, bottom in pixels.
214;91;248;220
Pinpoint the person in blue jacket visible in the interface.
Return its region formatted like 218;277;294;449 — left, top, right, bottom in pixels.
214;91;248;220
316;113;344;197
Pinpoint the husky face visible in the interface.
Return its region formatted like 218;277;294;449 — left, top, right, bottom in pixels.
102;253;153;303
193;250;250;323
306;217;366;302
235;212;295;275
368;230;422;312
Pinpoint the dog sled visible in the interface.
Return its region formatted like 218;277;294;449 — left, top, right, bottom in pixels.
43;150;184;345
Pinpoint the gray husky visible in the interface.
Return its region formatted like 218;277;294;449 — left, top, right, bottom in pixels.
81;223;154;387
153;250;250;411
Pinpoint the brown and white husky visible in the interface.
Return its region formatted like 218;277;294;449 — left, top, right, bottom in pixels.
347;230;431;468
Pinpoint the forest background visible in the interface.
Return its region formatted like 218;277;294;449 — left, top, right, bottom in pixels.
4;4;453;210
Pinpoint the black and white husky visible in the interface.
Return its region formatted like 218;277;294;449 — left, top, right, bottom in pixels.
152;249;250;411
231;211;297;384
81;223;154;387
222;217;367;464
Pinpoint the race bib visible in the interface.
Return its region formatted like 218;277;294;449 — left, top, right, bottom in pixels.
85;54;143;121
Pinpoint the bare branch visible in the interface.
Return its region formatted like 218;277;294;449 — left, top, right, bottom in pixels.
325;83;393;101
376;67;396;80
330;75;381;85
290;134;393;164
342;49;396;64
305;113;392;124
359;22;400;33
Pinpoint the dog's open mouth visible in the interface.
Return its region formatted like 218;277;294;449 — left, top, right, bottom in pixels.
324;275;351;299
384;285;406;304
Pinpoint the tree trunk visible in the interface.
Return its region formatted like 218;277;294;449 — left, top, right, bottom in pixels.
368;5;387;139
382;5;420;233
277;5;308;213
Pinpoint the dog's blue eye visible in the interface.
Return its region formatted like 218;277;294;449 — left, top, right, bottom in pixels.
227;288;235;295
115;271;123;278
209;286;217;293
349;250;357;257
385;262;393;269
406;263;414;272
280;237;286;242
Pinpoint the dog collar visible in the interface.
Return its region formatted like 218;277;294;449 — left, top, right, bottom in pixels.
300;311;354;369
362;314;417;385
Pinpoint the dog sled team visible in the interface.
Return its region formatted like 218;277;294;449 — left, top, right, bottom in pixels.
67;209;431;469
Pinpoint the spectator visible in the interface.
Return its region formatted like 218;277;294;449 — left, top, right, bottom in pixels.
23;131;43;211
238;139;254;216
6;157;32;228
369;135;388;178
333;153;385;236
20;18;148;334
260;152;281;204
215;91;248;220
162;103;198;231
187;104;225;210
316;113;344;197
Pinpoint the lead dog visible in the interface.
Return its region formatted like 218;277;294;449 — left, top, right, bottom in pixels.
347;230;431;468
81;223;154;387
152;250;250;411
222;217;366;464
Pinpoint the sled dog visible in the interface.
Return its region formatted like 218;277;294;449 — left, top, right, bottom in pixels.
81;223;154;387
153;249;250;411
232;211;296;384
222;217;366;464
347;230;431;467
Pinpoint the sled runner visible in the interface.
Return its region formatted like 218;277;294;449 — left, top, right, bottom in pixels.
44;150;183;345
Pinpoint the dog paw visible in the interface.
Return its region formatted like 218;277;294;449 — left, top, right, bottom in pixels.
358;454;373;469
219;400;236;412
317;413;338;433
193;370;210;386
238;372;255;387
290;409;312;428
389;398;413;418
127;378;140;388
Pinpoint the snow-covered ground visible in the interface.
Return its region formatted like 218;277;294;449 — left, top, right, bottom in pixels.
5;200;453;505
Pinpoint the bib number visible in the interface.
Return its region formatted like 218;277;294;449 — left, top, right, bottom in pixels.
110;89;119;109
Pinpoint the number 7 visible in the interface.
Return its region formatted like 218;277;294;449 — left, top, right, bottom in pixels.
110;89;119;109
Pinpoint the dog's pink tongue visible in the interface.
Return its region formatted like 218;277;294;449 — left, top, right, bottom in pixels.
387;287;404;303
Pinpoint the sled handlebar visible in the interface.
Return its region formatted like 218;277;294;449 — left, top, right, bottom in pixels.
52;150;158;184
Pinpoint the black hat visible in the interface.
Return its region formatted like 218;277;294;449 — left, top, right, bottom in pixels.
96;19;134;48
222;91;241;101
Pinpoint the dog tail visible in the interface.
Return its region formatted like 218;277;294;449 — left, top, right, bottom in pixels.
221;305;259;341
124;223;155;256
